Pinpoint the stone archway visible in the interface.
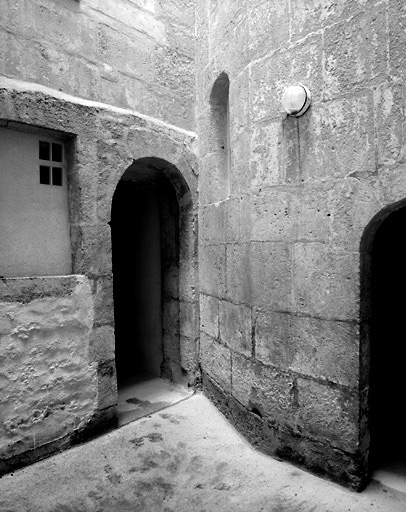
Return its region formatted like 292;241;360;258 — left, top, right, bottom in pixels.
110;157;197;423
360;199;406;481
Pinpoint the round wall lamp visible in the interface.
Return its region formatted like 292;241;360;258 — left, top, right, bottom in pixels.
281;84;311;117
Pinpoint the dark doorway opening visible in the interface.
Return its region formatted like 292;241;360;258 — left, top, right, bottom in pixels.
111;159;191;425
370;205;406;483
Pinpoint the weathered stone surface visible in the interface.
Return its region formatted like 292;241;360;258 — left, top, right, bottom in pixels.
250;188;300;242
0;0;196;129
299;92;375;181
297;183;330;242
323;5;387;98
71;223;112;276
199;244;226;298
179;334;198;374
199;153;229;205
293;243;358;320
255;311;359;387
200;332;232;391
219;300;252;357
289;0;371;42
328;178;382;252
225;243;252;304
296;379;359;453
89;324;115;363
96;360;117;410
249;242;293;310
373;81;406;167
248;0;290;60
250;33;323;123
249;120;283;192
230;130;252;197
179;300;198;339
0;276;97;460
388;1;406;80
232;353;296;421
200;293;219;339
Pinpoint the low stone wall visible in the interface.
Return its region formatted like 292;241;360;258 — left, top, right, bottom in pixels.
0;275;100;475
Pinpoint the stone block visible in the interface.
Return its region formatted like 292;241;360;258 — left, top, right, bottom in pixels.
71;223;112;276
232;352;296;421
200;332;232;391
297;183;330;243
97;360;117;410
249;242;293;310
229;68;250;140
255;311;359;387
199;244;226;298
323;5;387;98
373;82;406;167
299;92;375;181
250;120;283;192
209;6;249;74
290;0;369;42
250;33;323;123
249;188;300;242
248;0;290;60
293;242;358;320
89;0;166;42
328;178;382;253
225;243;252;304
179;300;198;338
200;202;226;245
88;325;115;363
378;164;406;206
229;131;252;197
180;334;198;373
219;300;252;357
200;293;220;339
92;276;114;326
296;378;359;452
199;153;229;205
162;298;179;335
388;2;406;80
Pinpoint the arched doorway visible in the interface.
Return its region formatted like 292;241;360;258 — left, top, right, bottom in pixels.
366;203;406;484
110;158;193;424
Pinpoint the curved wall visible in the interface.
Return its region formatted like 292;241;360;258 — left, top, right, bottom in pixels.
196;0;406;488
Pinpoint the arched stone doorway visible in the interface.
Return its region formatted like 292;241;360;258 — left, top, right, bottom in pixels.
110;157;195;423
360;200;406;484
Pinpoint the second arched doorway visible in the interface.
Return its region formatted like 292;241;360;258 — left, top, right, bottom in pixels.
363;201;406;487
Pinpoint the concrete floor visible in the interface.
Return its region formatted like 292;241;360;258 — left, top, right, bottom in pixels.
1;392;406;512
117;375;193;426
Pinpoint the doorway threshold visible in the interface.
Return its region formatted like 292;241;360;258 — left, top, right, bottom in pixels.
372;460;406;494
117;374;194;427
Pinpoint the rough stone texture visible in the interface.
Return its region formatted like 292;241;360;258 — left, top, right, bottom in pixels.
197;0;406;489
0;0;195;130
0;78;198;473
0;275;97;471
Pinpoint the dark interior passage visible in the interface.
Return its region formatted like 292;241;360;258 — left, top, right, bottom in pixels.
112;180;163;384
111;159;182;397
370;206;406;469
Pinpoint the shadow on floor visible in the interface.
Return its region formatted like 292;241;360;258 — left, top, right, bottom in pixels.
117;374;194;426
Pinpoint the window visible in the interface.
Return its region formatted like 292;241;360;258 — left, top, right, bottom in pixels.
39;141;63;186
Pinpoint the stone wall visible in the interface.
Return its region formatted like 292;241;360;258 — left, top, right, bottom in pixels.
0;0;195;130
196;0;406;489
0;276;97;474
0;78;198;474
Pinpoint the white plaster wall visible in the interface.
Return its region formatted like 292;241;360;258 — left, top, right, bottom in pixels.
0;127;72;277
0;275;97;459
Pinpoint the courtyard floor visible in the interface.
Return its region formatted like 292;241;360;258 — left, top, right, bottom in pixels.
1;392;406;512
